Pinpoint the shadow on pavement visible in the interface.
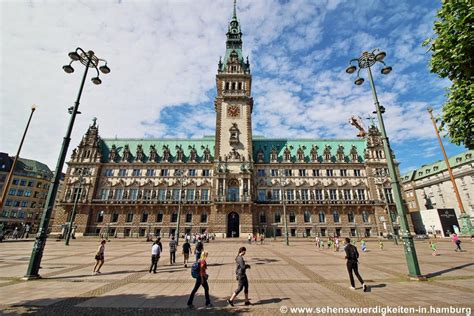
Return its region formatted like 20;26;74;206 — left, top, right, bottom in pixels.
366;283;386;292
425;262;474;279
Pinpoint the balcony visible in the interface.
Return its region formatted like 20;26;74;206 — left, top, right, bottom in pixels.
90;198;211;205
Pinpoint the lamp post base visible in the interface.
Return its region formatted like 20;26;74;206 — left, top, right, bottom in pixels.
459;213;474;237
407;274;427;281
22;274;42;281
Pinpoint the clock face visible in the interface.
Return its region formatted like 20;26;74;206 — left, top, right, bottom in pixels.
227;105;240;117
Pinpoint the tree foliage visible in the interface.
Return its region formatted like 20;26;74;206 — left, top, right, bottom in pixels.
423;0;474;149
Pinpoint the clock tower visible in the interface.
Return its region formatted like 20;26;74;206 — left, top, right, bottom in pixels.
214;0;253;168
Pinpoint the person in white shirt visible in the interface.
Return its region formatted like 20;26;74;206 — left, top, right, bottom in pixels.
150;239;161;273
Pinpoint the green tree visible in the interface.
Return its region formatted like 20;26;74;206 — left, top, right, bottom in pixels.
423;0;474;149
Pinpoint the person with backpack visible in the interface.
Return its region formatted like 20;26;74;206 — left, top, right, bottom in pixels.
187;251;212;308
169;235;177;265
183;239;192;268
227;247;251;306
149;239;161;273
344;237;367;291
195;238;204;262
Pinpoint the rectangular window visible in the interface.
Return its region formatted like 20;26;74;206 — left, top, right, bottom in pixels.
143;189;152;200
343;189;351;200
141;212;148;222
329;189;337;200
201;189;209;202
271;169;278;177
357;189;366;200
24;190;31;197
284;169;292;177
112;213;119;222
301;189;309;201
14;201;21;207
129;189;138;201
326;169;333;177
27;181;34;187
20;180;27;186
172;189;180;202
158;189;167;202
200;213;208;223
257;169;266;177
289;212;296;223
202;169;210;177
115;189;124;200
146;169;155;177
257;190;266;202
16;190;24;196
105;169;114;177
156;213;163;222
12;179;19;185
118;169;127;177
312;169;320;177
275;213;281;223
272;189;280;201
5;199;12;206
132;169;141;176
315;189;323;201
340;169;347;177
259;213;266;223
354;169;361;177
188;169;196;177
286;189;294;201
186;189;195;202
160;169;169;177
126;213;134;223
100;189;109;200
8;189;16;195
384;188;394;203
171;213;178;223
21;201;28;207
299;169;306;177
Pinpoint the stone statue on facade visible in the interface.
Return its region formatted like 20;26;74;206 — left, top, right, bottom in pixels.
337;145;345;162
189;145;197;162
122;145;131;162
324;145;332;161
310;145;318;162
350;145;358;162
175;145;184;162
149;145;158;162
162;145;170;162
136;144;144;162
109;145;118;162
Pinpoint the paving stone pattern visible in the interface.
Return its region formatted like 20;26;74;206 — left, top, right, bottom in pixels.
0;238;473;315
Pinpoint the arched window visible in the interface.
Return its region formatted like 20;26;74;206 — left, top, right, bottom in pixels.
304;210;311;223
347;211;355;223
156;212;163;223
186;212;193;223
171;212;178;223
289;211;296;223
274;212;281;223
333;210;340;223
362;210;369;223
318;211;325;223
200;212;208;223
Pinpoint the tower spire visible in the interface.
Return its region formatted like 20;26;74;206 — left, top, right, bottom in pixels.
233;0;237;20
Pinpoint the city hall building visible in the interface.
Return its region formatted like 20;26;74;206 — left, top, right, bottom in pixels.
53;5;408;238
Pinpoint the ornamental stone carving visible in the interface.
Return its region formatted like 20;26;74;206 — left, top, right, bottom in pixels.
270;146;278;162
323;145;332;161
176;145;184;162
122;145;131;162
203;146;211;162
162;145;170;162
136;144;144;162
109;145;118;162
310;145;318;162
337;145;345;162
149;145;158;162
189;145;197;162
350;145;358;162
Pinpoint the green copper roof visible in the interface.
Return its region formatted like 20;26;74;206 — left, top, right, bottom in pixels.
252;138;366;163
401;150;473;182
15;157;53;179
100;138;215;163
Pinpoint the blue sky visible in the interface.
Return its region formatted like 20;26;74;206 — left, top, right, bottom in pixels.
0;0;466;174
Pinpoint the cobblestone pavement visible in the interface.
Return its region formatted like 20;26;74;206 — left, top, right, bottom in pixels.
0;238;473;315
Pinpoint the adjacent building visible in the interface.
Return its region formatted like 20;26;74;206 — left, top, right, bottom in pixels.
401;150;474;236
0;152;53;232
53;4;410;239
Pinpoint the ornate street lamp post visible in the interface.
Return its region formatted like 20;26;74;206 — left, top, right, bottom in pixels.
175;169;186;246
427;107;473;236
65;174;86;245
0;105;37;210
278;170;290;246
346;50;422;279
24;48;110;279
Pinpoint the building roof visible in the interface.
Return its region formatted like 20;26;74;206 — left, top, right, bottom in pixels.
0;152;53;179
401;150;473;182
99;137;366;163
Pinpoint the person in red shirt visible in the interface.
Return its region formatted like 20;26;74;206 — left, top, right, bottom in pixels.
187;251;212;308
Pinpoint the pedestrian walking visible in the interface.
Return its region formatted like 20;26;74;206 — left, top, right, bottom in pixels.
92;240;106;275
361;239;367;252
344;237;367;291
24;224;30;239
227;247;251;306
335;237;340;252
149;239;161;273
429;241;438;256
452;233;462;252
379;240;384;251
316;236;320;249
183;239;192;268
12;227;18;239
195;238;204;262
247;234;252;244
260;234;264;245
319;239;324;249
169;236;177;264
187;251;212;308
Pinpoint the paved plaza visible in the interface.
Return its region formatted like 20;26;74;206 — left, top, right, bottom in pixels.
0;238;473;315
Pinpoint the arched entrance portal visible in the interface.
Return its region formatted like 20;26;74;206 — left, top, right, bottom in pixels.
227;212;239;238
